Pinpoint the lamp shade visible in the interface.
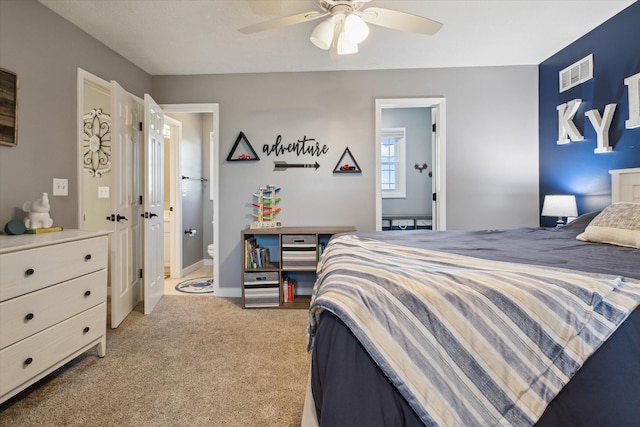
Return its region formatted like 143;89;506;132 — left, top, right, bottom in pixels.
310;19;335;50
337;31;358;55
542;195;578;224
344;14;369;44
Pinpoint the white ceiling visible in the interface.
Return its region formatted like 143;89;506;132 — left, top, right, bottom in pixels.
38;0;635;76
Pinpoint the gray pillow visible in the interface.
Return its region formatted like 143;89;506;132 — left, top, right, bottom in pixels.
576;202;640;248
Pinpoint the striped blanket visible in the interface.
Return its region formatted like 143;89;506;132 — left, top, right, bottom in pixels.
308;235;640;426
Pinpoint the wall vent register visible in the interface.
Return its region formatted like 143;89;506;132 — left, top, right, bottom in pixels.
559;54;593;93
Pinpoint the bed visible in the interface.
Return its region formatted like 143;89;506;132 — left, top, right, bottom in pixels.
302;168;640;427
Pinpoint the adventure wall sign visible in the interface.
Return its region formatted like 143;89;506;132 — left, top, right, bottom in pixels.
557;72;640;153
263;134;328;171
263;135;329;157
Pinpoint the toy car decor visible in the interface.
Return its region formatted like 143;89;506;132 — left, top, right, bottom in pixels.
340;164;356;171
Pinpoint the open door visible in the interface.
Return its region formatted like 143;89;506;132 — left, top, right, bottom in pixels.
109;81;143;327
143;94;165;314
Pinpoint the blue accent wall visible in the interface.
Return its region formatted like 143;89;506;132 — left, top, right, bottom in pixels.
539;2;640;226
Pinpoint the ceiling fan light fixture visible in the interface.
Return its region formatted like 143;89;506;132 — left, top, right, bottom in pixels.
337;31;358;55
310;18;335;50
344;13;369;44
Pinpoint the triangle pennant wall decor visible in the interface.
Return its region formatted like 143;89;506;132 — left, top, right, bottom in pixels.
227;131;260;161
333;147;362;173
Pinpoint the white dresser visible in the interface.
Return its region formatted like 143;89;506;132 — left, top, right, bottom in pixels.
0;230;109;404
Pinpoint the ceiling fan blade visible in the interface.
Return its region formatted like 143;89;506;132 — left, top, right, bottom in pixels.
239;10;328;34
358;7;443;35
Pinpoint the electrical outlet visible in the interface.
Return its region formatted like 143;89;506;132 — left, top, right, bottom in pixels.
98;186;110;198
53;178;68;196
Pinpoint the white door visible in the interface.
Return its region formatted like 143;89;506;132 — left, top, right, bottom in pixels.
109;81;143;327
431;107;439;230
143;94;165;314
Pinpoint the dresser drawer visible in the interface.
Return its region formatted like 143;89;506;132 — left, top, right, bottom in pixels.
0;303;106;397
0;236;108;301
0;270;106;349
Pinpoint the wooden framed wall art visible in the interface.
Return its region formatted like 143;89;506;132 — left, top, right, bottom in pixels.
0;68;18;147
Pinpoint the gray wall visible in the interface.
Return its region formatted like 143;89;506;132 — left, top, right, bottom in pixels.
166;112;207;269
381;107;433;216
153;67;539;293
0;0;152;229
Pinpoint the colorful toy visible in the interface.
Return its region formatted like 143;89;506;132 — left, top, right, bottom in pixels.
250;185;282;229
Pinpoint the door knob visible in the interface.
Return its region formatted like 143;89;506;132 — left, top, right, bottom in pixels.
116;214;128;221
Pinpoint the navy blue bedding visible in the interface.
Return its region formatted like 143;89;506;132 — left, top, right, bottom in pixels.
312;308;640;427
310;214;640;426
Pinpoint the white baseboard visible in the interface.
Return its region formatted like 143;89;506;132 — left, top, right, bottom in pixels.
181;260;204;276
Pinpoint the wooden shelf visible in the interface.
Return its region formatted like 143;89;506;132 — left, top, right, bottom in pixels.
240;226;356;309
280;296;312;309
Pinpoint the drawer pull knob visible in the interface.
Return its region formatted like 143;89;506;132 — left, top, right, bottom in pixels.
25;313;34;321
24;357;33;365
25;268;35;276
85;254;92;261
83;327;90;333
84;290;91;297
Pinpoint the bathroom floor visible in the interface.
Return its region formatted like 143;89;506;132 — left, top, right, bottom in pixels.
164;265;213;296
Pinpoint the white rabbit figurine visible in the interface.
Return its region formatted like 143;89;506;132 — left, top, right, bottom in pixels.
23;192;54;230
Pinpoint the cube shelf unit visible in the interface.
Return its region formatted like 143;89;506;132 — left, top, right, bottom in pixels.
241;226;356;309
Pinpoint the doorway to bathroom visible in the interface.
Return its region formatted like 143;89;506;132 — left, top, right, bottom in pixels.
161;104;220;295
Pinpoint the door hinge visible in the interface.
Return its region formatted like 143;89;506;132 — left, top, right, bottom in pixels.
432;193;437;202
139;195;143;204
432;123;437;132
139;122;143;132
139;268;143;279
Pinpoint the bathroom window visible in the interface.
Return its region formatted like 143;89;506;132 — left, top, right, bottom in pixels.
381;128;406;198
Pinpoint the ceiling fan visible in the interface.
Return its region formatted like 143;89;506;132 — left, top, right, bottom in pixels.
239;0;443;55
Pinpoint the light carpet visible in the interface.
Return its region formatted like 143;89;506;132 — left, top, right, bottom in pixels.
0;296;311;427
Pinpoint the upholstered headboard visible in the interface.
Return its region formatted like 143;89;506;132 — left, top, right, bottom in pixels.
610;168;640;203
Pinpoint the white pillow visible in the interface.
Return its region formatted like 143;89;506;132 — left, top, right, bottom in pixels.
576;202;640;248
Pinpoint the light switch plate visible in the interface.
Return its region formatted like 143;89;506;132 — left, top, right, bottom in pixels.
53;178;68;196
98;186;110;198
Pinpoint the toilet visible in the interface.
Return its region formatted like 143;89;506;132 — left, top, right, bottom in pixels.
207;243;214;259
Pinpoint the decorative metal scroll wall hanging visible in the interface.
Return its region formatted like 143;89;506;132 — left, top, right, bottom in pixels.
83;108;112;177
